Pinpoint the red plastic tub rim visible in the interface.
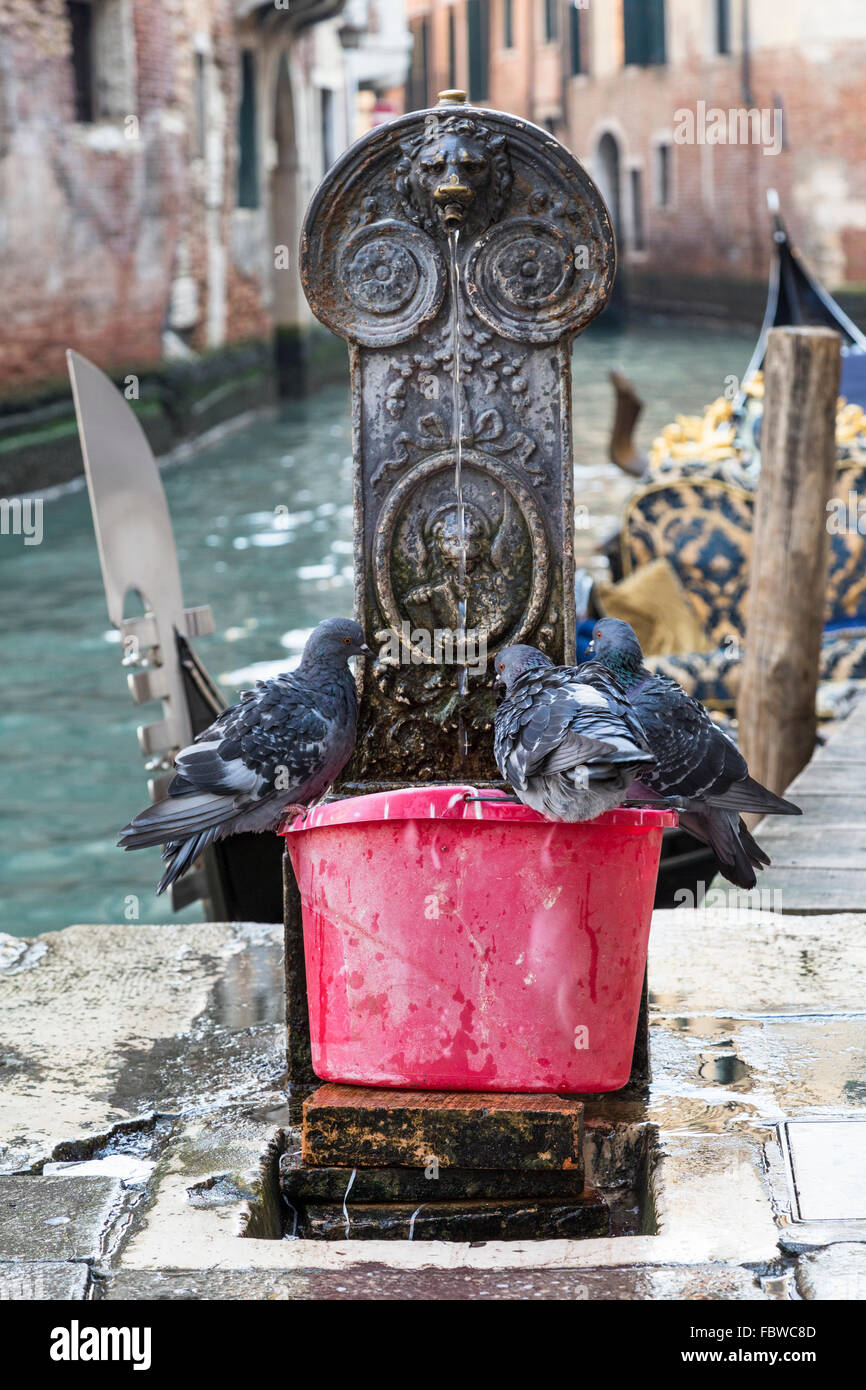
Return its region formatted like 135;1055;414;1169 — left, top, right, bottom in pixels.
281;783;678;834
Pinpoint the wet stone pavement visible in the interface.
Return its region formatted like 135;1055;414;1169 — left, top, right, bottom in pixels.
1;889;865;1302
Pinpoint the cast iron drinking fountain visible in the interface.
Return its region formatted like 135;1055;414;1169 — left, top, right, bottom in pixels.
278;94;670;1241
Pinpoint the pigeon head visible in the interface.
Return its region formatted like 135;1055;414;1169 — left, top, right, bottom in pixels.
494;644;553;692
588;619;645;679
301;618;372;669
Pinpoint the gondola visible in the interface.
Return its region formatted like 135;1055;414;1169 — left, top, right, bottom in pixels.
736;190;866;413
609;190;866;480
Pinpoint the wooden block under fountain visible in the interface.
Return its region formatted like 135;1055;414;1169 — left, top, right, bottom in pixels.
280;1085;609;1241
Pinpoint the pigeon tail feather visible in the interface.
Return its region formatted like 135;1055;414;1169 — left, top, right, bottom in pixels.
678;807;768;890
156;826;219;895
736;817;772;869
118;792;238;850
702;774;801;816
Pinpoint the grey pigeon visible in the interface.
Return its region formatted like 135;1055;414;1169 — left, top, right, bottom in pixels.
493;644;655;821
118;617;371;893
588;618;801;888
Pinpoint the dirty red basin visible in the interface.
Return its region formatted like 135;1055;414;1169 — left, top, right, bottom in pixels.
282;786;676;1094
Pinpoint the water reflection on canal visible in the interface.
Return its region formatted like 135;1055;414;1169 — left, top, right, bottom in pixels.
0;320;752;936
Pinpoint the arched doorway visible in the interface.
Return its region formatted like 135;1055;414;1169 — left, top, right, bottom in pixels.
271;55;302;392
595;131;626;326
596;132;622;239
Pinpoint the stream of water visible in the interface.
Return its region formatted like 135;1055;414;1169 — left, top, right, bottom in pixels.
0;322;754;936
447;227;470;701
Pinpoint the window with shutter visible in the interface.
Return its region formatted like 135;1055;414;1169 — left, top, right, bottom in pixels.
467;0;490;102
623;0;667;67
237;51;260;210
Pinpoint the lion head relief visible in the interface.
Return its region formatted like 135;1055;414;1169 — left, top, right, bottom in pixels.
395;115;513;238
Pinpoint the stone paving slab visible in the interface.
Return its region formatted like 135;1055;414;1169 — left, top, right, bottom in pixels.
649;909;866;1014
0;921;284;1174
0;1176;124;1263
648;1014;866;1129
796;1243;866;1300
0;1261;90;1300
780;1221;866;1254
101;1262;769;1300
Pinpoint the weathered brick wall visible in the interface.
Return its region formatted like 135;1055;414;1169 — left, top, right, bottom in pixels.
405;0;866;299
0;0;270;391
564;43;866;292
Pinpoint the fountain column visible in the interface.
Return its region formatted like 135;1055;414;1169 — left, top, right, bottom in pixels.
300;90;615;784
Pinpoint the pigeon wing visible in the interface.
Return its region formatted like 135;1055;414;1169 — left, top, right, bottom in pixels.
169;674;333;805
574;662;653;750
632;676;746;801
495;667;648;788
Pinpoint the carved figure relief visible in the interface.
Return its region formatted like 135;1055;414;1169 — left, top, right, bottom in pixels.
374;451;551;664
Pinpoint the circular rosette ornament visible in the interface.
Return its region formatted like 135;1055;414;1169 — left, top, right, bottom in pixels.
466;217;602;343
328;220;445;347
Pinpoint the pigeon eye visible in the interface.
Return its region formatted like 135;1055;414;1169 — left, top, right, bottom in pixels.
344;637;352;645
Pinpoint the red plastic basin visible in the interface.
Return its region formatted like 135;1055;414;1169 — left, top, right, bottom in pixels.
282;786;676;1094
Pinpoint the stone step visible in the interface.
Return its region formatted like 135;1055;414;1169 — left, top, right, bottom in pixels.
280;1147;588;1204
301;1085;584;1174
298;1191;610;1242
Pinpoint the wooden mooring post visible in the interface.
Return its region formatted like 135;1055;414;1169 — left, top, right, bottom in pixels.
738;326;841;800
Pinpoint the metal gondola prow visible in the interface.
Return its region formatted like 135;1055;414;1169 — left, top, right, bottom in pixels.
67;350;283;923
734;190;866;415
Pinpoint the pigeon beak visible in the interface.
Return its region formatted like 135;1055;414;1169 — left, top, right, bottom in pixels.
359;644;374;659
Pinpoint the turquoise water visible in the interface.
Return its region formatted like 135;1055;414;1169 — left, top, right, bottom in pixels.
0;321;753;937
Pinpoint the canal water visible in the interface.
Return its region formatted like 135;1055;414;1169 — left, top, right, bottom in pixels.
0;320;753;937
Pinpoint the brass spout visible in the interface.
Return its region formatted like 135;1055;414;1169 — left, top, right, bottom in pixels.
433;181;474;205
433;177;475;229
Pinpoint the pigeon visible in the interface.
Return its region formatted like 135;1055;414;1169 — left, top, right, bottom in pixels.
118;617;371;893
493;644;656;821
587;618;801;888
